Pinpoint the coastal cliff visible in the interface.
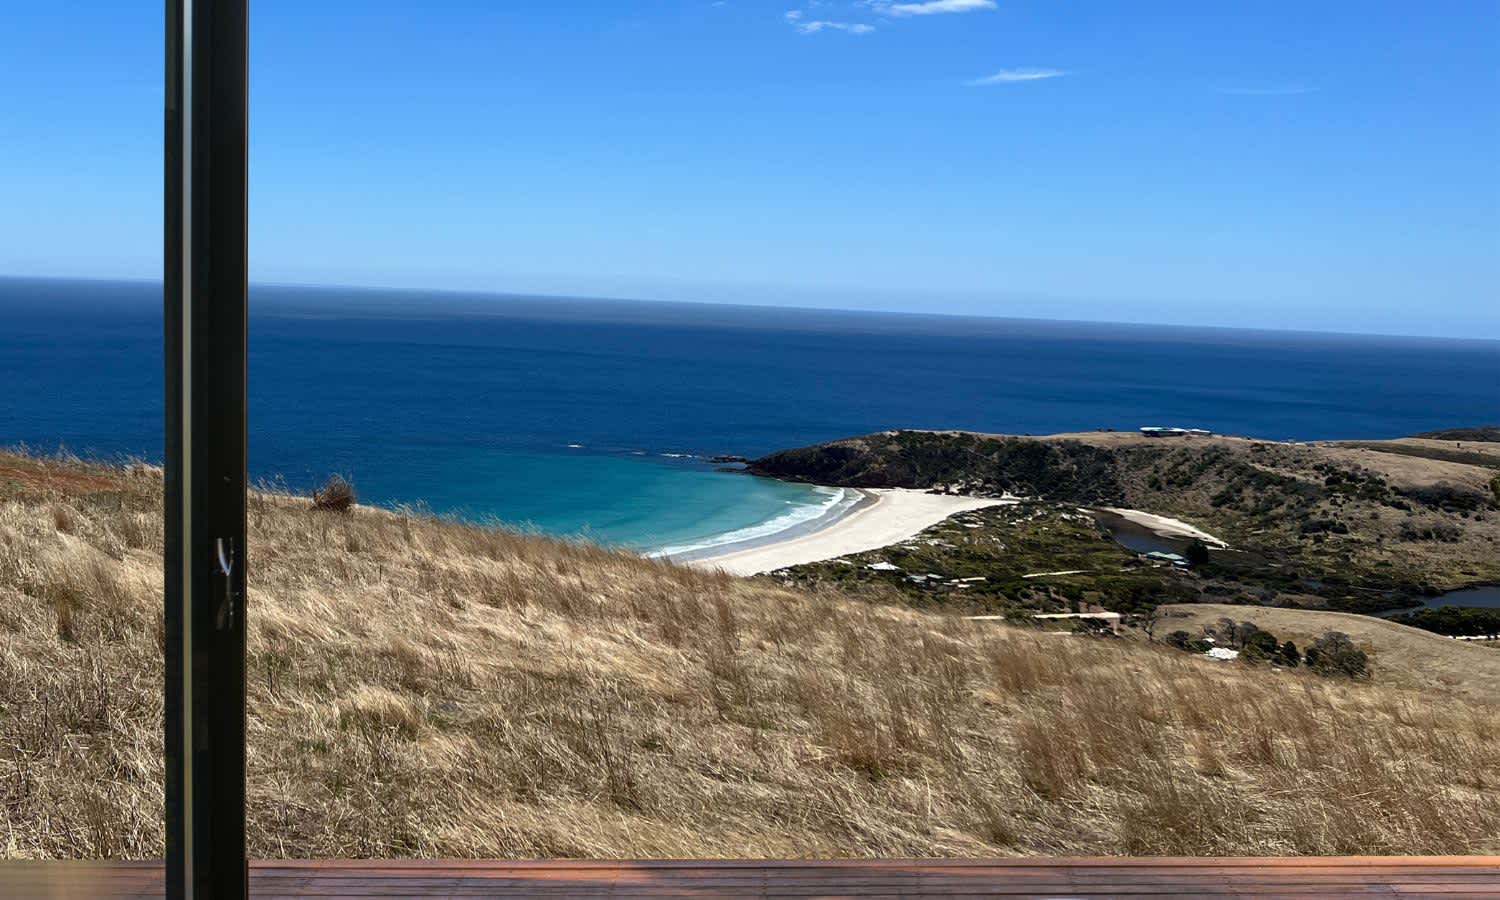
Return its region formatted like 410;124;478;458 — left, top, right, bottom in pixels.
750;429;1500;614
747;431;1126;502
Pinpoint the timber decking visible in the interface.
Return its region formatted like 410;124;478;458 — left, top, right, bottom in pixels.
2;857;1496;898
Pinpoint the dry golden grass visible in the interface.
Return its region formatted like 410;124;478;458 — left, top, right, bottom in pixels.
2;452;1498;860
1156;603;1500;701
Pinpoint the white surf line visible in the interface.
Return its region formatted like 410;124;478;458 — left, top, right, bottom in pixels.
689;489;1006;577
647;485;856;560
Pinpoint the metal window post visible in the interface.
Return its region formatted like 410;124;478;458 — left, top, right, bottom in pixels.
164;0;249;897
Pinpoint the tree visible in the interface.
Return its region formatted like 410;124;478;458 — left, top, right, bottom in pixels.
1231;619;1261;649
1206;617;1238;646
1137;607;1162;643
1305;632;1369;679
1242;628;1280;662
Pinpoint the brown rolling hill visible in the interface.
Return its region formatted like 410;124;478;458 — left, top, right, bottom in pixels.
1;450;1497;860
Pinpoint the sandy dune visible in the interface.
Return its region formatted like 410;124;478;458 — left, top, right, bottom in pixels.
1097;506;1228;547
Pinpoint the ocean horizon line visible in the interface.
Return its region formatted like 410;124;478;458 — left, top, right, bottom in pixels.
3;272;1497;346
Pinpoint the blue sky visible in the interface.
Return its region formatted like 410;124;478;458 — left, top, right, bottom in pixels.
1;1;1496;338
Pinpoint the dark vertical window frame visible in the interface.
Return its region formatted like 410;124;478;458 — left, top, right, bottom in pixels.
163;0;249;896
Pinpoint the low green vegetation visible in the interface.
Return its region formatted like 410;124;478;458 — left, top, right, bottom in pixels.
1304;632;1374;678
776;503;1195;617
748;431;1127;502
1391;606;1500;639
1164;617;1370;679
1413;426;1500;443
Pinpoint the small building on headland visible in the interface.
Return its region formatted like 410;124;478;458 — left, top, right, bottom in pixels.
1140;426;1214;438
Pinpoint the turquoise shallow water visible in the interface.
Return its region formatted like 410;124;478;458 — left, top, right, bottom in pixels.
4;277;1497;554
345;444;845;553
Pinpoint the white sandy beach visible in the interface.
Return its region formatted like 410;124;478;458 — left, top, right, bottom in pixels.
687;489;1008;576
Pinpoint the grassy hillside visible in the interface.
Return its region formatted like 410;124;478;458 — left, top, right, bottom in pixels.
1154;603;1500;701
750;430;1500;612
2;451;1499;859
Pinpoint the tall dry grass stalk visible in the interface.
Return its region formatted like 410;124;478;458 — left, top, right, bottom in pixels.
0;451;1497;859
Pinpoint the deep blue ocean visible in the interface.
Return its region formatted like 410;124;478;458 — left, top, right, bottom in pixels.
4;277;1497;553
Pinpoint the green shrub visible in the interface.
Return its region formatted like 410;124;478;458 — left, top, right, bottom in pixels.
1400;481;1493;512
1392;606;1500;638
1399;521;1462;542
1165;630;1210;653
1241;629;1280;662
1277;641;1301;667
1305;632;1370;679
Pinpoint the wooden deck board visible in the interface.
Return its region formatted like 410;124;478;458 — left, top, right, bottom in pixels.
0;858;1494;898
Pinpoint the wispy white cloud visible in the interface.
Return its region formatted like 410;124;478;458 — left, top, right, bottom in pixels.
1215;84;1316;96
786;9;875;34
783;0;991;36
966;68;1067;86
870;0;995;17
797;19;875;33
